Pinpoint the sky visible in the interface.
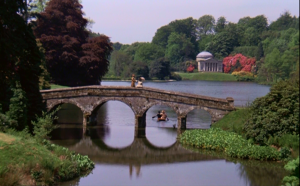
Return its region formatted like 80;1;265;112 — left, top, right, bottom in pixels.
81;0;299;44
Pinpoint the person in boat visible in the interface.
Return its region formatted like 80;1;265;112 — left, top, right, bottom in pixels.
152;111;162;119
158;110;169;121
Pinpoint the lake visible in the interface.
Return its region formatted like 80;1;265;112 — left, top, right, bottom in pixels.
51;80;287;186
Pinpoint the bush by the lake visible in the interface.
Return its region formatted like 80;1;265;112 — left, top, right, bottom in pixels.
243;79;299;145
282;157;299;186
180;128;280;160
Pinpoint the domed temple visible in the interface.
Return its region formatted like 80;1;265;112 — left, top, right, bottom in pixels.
196;51;223;72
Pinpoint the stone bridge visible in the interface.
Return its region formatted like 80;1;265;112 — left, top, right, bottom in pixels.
40;86;234;136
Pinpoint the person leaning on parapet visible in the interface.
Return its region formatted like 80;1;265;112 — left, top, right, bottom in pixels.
136;77;145;88
131;74;136;87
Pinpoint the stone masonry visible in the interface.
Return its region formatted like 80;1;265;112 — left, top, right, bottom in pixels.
40;86;234;137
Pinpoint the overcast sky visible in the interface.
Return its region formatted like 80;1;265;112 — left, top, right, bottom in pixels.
81;0;299;44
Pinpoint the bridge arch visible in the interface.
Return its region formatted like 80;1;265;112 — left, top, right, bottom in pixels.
47;99;86;114
91;98;136;115
142;101;179;116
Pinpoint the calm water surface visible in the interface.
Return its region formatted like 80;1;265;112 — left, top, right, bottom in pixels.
51;81;286;186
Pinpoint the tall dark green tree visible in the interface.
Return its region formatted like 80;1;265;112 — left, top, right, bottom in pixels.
149;58;171;80
0;0;44;130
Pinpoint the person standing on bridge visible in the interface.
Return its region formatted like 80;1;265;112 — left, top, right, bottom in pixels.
131;74;136;87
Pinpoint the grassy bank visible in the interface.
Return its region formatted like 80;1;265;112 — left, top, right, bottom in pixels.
211;108;251;135
50;84;69;89
175;72;237;81
0;131;94;186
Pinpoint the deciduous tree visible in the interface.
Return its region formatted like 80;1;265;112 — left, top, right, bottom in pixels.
34;0;112;86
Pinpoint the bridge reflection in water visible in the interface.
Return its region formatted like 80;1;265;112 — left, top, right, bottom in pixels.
51;125;222;177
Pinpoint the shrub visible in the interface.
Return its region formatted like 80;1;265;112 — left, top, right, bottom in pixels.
243;79;299;144
231;71;255;81
282;157;299;186
32;108;59;142
170;72;182;81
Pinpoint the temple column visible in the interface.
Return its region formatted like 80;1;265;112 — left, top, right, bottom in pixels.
134;113;146;138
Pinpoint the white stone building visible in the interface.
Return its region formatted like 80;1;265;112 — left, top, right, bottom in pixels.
196;51;223;72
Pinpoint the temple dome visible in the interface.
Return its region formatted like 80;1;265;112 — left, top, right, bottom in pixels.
196;51;213;59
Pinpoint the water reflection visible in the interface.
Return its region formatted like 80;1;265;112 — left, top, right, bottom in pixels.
50;81;286;186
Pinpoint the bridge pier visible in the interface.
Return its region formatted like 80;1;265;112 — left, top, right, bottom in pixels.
176;116;187;139
135;113;146;138
177;116;187;129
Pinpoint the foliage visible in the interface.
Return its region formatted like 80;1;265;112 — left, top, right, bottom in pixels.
165;32;195;67
5;83;28;130
0;132;94;185
243;79;299;144
186;64;195;73
180;128;280;160
232;46;258;58
231;71;255;81
223;53;256;73
176;72;237;81
215;16;227;33
134;43;164;64
0;0;44;132
126;61;149;80
196;15;215;36
152;25;173;48
32;108;59;142
149;58;171;80
169;72;182;81
34;0;113;86
282;157;299;186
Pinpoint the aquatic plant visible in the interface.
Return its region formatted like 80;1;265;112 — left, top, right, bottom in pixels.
180;128;280;160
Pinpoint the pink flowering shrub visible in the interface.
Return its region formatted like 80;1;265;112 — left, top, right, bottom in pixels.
223;54;256;73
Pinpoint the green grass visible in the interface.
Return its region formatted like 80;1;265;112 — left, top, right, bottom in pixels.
176;72;237;81
212;107;251;135
0;131;94;186
50;84;69;89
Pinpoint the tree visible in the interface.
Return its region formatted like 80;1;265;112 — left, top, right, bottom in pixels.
112;42;123;51
149;58;171;80
215;16;227;33
198;35;214;52
152;25;173;48
109;50;132;77
80;35;113;85
34;0;112;86
134;43;164;64
264;48;282;82
255;42;264;61
165;32;195;67
269;11;295;31
241;27;260;46
196;15;215;37
126;61;149;79
0;0;44;131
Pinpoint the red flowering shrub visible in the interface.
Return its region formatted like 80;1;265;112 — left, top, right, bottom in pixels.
187;64;195;73
223;54;256;73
